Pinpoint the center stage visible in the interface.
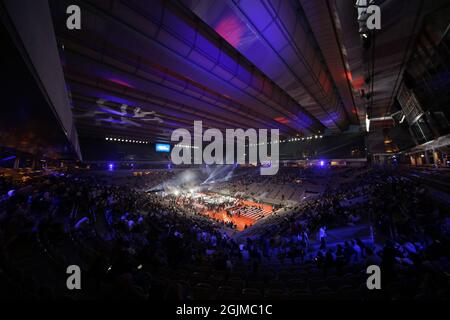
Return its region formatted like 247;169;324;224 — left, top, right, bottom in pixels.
174;191;274;231
203;199;274;231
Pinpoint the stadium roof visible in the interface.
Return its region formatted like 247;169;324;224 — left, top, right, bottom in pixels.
1;0;447;156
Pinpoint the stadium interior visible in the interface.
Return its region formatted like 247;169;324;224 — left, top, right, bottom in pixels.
1;0;450;302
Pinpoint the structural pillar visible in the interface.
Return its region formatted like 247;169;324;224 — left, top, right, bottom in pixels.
13;156;20;169
433;149;441;166
424;151;430;165
417;154;423;166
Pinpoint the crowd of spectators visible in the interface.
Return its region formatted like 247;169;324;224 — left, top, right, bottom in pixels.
0;167;449;300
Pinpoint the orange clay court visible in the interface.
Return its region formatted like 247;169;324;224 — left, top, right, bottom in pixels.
203;199;274;231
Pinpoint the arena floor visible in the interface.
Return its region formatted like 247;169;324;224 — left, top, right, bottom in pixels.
202;199;274;231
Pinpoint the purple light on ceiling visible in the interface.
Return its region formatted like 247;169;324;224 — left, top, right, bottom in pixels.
98;94;133;106
215;15;244;48
329;112;339;121
100;117;129;124
98;106;126;116
298;113;314;126
0;155;16;161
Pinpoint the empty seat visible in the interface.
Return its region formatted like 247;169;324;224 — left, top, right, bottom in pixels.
313;287;335;299
189;272;207;286
326;276;345;290
192;283;213;300
289;289;314;300
175;280;191;300
287;279;306;290
215;286;237;300
279;271;293;281
265;288;287;300
227;277;244;291
267;280;285;290
207;275;224;289
309;279;326;290
242;288;263;300
246;280;264;291
338;288;362;300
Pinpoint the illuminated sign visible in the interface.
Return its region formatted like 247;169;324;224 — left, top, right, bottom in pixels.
155;143;171;152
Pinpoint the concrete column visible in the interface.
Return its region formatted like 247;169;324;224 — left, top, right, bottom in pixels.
433;149;440;166
31;157;37;169
424;152;430;165
13;157;20;169
417;155;423;166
